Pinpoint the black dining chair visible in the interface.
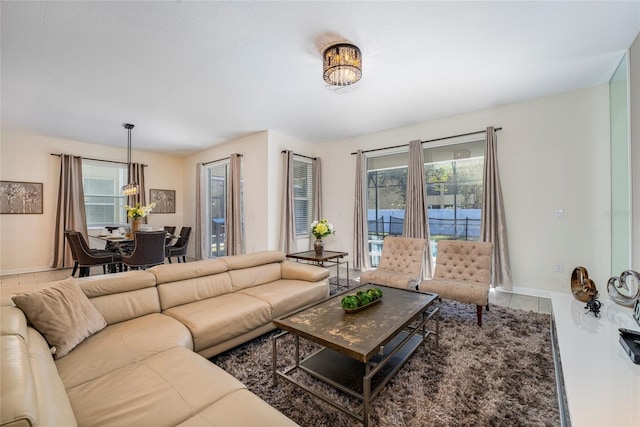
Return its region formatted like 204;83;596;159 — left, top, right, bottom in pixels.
163;226;176;246
122;231;167;270
65;231;123;277
165;226;192;263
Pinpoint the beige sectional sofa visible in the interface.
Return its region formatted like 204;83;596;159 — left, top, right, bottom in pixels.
1;250;329;427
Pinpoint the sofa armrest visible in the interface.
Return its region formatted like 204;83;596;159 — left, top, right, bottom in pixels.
1;335;39;427
281;260;330;282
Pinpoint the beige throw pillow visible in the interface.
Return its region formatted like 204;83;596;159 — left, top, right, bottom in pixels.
12;279;107;359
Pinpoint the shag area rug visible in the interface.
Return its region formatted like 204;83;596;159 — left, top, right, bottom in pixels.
211;298;559;427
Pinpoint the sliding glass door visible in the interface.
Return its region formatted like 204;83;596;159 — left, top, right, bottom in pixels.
207;163;227;258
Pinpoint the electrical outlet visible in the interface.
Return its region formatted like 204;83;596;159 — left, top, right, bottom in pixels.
555;209;564;219
554;263;564;273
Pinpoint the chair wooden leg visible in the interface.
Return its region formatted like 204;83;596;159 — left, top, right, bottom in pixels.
182;255;186;263
486;302;490;312
71;262;78;277
79;266;90;277
476;305;483;327
167;257;172;264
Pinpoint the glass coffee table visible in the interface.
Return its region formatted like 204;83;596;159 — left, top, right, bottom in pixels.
272;284;439;426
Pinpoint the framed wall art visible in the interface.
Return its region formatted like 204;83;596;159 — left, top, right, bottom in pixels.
0;181;43;214
149;189;176;214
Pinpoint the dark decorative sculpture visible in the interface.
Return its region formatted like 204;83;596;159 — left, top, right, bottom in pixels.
607;270;640;308
571;266;601;317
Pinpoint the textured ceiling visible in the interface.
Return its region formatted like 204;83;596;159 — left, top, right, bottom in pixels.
1;1;639;155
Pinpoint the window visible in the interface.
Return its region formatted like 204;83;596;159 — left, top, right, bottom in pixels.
82;160;128;228
366;140;485;266
293;157;313;236
424;140;485;242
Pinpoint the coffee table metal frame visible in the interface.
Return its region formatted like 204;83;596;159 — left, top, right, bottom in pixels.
272;284;439;426
286;250;350;291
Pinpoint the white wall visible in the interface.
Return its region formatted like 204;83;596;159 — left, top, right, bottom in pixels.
1;84;615;297
630;32;640;270
0;131;184;273
319;85;611;294
182;131;271;257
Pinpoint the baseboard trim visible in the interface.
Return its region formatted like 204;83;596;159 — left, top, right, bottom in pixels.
0;266;60;277
494;285;552;299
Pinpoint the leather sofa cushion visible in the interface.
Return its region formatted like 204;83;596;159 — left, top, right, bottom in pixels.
157;273;233;311
228;264;282;292
56;313;192;389
149;259;228;285
1;306;29;341
89;287;161;325
12;279;107;359
280;260;330;282
65;347;248;427
78;270;156;298
164;293;272;352
239;279;329;318
220;250;285;270
177;389;298;427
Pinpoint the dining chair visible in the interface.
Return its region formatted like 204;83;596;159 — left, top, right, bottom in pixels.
165;226;192;263
122;231;167;270
163;226;176;246
65;231;123;277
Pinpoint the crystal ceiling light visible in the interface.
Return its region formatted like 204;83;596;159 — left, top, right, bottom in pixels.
121;123;138;196
323;43;362;86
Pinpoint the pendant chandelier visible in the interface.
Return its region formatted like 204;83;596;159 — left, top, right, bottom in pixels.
323;43;362;86
121;123;138;196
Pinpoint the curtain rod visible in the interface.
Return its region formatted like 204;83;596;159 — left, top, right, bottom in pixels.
202;153;243;166
51;153;148;167
281;150;316;160
350;127;502;155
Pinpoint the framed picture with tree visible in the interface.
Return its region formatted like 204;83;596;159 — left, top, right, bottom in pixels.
0;181;43;214
149;189;175;214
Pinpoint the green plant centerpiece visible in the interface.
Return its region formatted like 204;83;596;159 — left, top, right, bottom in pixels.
341;287;383;313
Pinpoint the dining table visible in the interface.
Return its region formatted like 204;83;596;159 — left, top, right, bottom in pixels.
92;231;177;254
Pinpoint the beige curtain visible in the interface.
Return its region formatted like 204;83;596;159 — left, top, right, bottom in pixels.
195;163;206;260
403;140;433;279
127;163;147;223
51;154;87;268
225;154;243;255
353;150;371;271
309;157;322;250
481;126;513;290
280;151;297;253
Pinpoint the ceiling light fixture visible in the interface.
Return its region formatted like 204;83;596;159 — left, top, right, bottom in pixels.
323;43;362;86
121;123;139;196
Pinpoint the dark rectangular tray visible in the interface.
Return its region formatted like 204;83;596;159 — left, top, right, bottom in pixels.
619;334;640;364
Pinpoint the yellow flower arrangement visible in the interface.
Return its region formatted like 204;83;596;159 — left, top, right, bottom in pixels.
124;202;156;219
311;219;335;239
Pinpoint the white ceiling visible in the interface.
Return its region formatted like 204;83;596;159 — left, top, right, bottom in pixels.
2;1;639;156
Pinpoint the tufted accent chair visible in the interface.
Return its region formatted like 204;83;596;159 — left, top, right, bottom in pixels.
419;240;493;326
359;236;426;289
